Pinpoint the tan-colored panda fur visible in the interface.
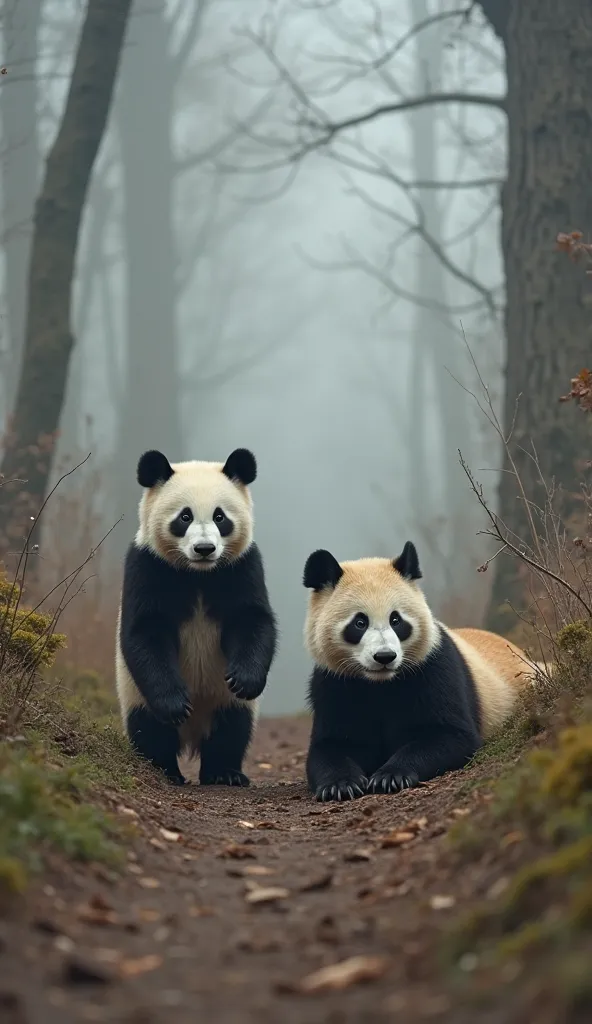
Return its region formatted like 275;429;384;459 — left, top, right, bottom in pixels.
304;555;536;741
447;627;534;739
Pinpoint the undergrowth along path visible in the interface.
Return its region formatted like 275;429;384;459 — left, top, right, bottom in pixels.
0;716;542;1024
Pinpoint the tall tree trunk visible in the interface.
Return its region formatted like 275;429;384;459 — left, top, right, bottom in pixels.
0;0;133;558
478;0;592;631
0;0;42;424
113;1;182;553
57;173;113;462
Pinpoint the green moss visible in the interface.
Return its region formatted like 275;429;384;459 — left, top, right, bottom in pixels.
0;741;124;891
0;572;66;672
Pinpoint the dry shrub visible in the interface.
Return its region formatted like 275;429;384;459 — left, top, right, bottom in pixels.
27;447;122;684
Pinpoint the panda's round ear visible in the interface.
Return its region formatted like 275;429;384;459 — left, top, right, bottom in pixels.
222;448;257;486
393;541;422;581
137;450;174;489
303;550;344;591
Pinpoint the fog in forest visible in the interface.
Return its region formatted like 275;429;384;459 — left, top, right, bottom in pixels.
0;0;507;714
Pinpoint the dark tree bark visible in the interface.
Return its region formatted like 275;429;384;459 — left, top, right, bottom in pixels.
113;1;183;555
0;0;42;420
477;0;592;630
0;0;133;557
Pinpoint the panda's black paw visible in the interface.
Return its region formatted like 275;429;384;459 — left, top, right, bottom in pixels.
166;771;187;786
315;777;368;802
224;670;266;701
150;689;193;727
367;769;419;794
200;769;250;787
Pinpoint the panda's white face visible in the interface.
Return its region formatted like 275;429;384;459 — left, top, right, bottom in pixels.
304;552;438;681
136;450;255;571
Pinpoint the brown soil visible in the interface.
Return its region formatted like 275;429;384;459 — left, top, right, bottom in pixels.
0;717;521;1024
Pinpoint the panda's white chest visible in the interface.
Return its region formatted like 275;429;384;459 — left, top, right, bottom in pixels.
178;600;227;701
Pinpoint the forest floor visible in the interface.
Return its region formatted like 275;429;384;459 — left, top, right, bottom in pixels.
1;712;566;1024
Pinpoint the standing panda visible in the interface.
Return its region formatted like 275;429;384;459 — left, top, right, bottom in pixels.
115;448;277;787
303;541;536;801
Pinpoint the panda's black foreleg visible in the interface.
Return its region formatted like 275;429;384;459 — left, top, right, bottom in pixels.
199;704;253;787
127;706;186;785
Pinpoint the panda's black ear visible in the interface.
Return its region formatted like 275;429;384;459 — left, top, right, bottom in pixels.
222;448;257;486
137;450;174;488
303;550;344;591
393;541;422;581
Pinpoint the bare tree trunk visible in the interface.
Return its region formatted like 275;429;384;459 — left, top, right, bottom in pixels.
478;0;592;631
0;0;133;557
113;1;182;552
0;0;42;423
57;172;113;462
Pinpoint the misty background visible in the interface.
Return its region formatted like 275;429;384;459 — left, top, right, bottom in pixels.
0;0;507;714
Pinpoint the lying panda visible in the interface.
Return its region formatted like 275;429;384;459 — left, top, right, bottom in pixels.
115;448;277;787
303;541;535;801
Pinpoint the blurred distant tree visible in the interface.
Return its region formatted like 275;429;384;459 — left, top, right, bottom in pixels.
0;0;133;557
225;0;592;630
0;0;42;417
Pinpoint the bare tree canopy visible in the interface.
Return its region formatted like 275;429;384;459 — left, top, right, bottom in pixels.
216;0;592;627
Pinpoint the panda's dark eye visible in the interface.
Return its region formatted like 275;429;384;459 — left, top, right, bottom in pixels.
213;508;225;524
354;614;369;631
390;611;401;627
180;508;192;523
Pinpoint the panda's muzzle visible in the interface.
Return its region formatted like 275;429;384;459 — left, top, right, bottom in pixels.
372;648;397;666
193;542;216;558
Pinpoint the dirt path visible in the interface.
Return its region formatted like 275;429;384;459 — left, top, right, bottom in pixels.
0;717;508;1024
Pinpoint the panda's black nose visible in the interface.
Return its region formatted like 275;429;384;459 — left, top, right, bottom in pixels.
194;543;216;557
373;649;397;665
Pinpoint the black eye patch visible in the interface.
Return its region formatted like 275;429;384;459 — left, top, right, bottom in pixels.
343;612;369;645
170;507;193;537
213;506;234;538
390;611;412;642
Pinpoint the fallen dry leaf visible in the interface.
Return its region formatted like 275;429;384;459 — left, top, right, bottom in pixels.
245;885;290;905
118;954;163;979
138;877;161;890
149;838;166;851
117;806;138;818
219;843;256;860
228;865;275;879
299;870;333;893
257;762;272;769
137;908;161;923
255;821;279;830
380;830;416;848
299;955;389;993
159;828;180;843
237;820;255;829
188;905;215;918
77;901;119;927
344;848;372;863
429;895;456;911
407;816;428;832
451;808;470;818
